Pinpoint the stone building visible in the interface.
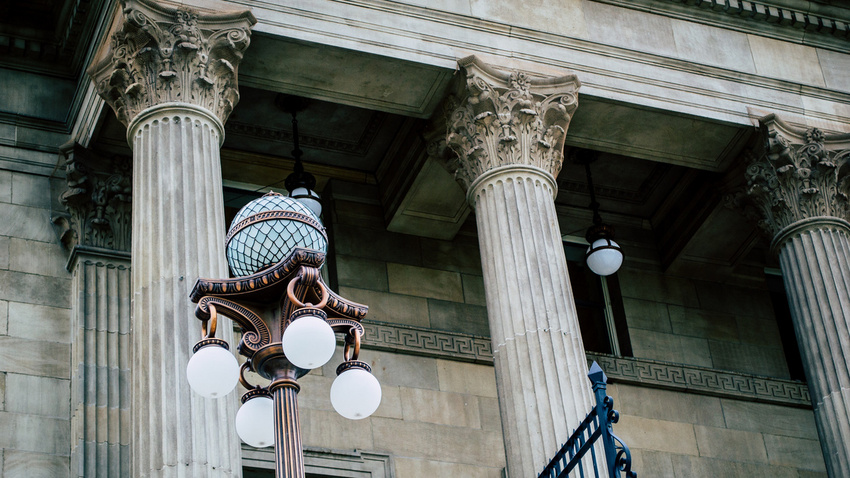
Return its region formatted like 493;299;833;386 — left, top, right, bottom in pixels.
1;0;848;477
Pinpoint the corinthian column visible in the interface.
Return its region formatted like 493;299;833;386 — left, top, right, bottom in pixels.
88;1;256;476
445;56;593;478
55;143;132;477
742;115;850;477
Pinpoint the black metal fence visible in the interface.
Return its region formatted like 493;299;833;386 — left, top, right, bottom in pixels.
538;362;637;478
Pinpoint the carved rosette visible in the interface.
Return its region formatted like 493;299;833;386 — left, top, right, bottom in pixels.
742;115;850;243
88;0;257;127
54;143;132;253
446;56;580;190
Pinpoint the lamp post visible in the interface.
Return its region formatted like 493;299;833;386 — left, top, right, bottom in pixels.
185;191;381;478
574;149;624;276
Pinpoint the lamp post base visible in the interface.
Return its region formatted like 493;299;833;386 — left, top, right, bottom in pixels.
271;379;305;478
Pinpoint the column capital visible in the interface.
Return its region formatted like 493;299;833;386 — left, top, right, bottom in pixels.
446;56;580;192
53;142;132;262
88;0;256;127
741;114;850;246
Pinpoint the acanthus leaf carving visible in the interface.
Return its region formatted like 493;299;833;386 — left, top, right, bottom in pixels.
88;0;256;127
445;56;580;190
740;114;850;239
54;142;132;253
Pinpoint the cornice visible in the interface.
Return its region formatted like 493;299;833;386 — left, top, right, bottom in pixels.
590;0;849;51
359;320;812;407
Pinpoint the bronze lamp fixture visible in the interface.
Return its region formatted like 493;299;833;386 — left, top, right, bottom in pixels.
186;191;380;478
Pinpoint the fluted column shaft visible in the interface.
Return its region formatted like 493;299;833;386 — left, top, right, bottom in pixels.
129;103;239;477
445;56;592;478
69;248;132;477
472;165;594;477
776;219;850;476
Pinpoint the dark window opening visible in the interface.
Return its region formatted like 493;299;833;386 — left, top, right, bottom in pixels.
766;273;806;382
564;243;632;357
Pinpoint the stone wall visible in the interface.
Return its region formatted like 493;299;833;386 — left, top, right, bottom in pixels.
0;161;73;477
276;179;828;478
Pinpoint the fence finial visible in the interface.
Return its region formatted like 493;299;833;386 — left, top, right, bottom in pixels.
587;361;608;385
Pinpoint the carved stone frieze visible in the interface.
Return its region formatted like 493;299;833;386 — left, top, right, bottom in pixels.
445;56;580;190
88;0;256;127
53;142;132;253
740;114;850;241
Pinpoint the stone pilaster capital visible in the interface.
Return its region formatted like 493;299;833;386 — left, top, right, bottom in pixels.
87;0;257;128
739;114;850;243
53;142;132;259
445;56;580;192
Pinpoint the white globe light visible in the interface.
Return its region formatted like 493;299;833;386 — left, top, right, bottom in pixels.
186;344;239;399
331;366;382;420
586;239;624;276
236;395;275;448
282;314;336;369
289;187;322;217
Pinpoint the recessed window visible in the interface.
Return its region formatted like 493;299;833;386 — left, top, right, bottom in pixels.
564;241;632;357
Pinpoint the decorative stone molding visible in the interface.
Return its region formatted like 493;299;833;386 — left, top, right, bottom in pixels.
88;0;256;127
53;142;132;255
739;114;850;246
358;320;812;407
446;56;580;191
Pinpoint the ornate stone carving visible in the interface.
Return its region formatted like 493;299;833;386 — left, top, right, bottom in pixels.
446;56;580;190
53;142;132;253
88;0;256;127
741;114;850;240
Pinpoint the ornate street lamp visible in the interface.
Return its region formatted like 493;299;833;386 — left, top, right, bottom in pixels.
277;94;323;217
575;149;624;276
185;191;381;478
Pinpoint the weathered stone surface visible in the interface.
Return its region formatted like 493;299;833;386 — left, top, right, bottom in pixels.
622;297;672;333
10;172;51;209
629;329;712;368
764;434;827;471
461;274;486;306
420;237;482;275
0;412;70;455
399;387;481;428
427;299;489;336
339;286;430;328
615;416;699;456
670;454;800;478
393;457;503;478
694;425;768;464
0;271;70;307
8;239;67;278
386;263;463;302
335;349;440;391
616;385;725;428
709;340;790;378
436;359;497;398
817;48;850;91
4;374;70;419
670;20;757;73
618;269;700;308
668;305;739;341
0;299;8;335
0;204;60;243
3;450;70;478
371;417;504;467
7;302;71;344
748;35;826;87
300;408;374;451
0;337;70;379
720;400;819;440
335;255;388;291
333;224;422;266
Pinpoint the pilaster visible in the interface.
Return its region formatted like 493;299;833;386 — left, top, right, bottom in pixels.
56;143;133;478
445;56;591;478
88;1;256;476
742;115;850;477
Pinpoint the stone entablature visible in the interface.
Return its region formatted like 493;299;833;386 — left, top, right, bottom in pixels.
54;142;132;255
88;0;256;127
741;114;850;246
446;56;579;193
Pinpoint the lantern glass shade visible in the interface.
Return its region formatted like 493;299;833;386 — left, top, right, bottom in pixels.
586;238;624;277
235;395;274;448
282;314;336;369
289;187;322;217
226;193;327;277
186;344;239;399
331;367;382;420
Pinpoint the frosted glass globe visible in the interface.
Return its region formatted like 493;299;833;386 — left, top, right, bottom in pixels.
289;187;322;217
282;314;336;369
235;395;274;448
586;239;624;277
186;344;239;399
331;367;382;420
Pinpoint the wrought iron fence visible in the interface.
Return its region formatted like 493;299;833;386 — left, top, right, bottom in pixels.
538;362;636;478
